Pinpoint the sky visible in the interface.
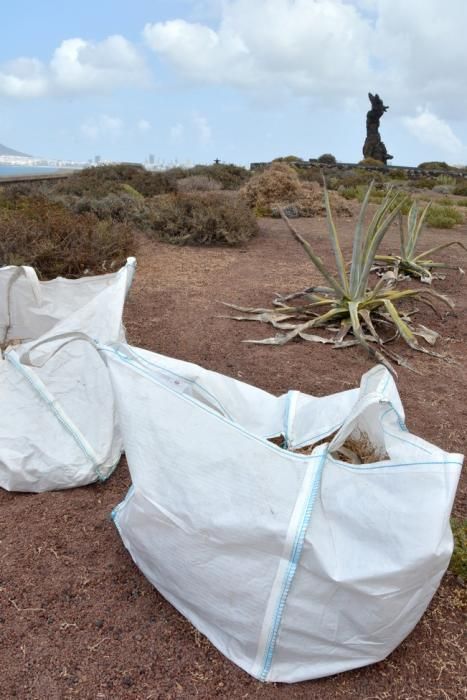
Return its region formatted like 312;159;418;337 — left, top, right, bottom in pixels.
1;0;467;167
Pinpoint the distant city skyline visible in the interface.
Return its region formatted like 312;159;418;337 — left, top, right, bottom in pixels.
1;1;467;167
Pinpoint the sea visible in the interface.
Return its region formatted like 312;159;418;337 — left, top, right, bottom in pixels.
0;165;66;177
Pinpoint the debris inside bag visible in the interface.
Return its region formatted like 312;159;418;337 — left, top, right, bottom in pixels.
268;431;388;464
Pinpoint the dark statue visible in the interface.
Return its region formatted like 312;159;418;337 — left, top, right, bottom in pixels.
362;93;393;164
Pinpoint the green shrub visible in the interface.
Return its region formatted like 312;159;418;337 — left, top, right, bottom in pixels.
450;518;467;580
436;174;457;186
295;164;323;185
410;177;436;189
386;169;407;180
0;196;134;278
453;183;467;196
148;192;258;245
273;155;304;163
418;161;450;170
317;153;337;165
455;198;467;207
426;204;464;229
53;163;177;198
176;163;250;190
54;193;151;230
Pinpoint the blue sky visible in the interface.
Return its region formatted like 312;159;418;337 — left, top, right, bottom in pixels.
1;0;467;167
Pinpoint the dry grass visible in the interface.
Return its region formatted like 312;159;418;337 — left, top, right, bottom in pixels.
268;431;386;464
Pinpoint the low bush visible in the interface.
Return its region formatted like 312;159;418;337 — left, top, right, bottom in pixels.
339;168;384;188
432;185;455;195
453;183;467;196
242;163;351;217
418;161;450;170
148;192;258;245
436;174;457;186
272;155;304;163
455;198;467;207
54;163;177;198
425;204;464;229
317;153;337;165
176;175;222;192
386;169;408;180
166;163;250;190
0;196;134;278
53;192;152;230
411;177;437;190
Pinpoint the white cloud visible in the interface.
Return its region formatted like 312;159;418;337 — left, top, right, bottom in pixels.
0;35;147;98
403;109;465;159
137;118;151;132
81;114;123;140
371;0;467;118
143;0;372;100
143;0;467;120
193;113;211;144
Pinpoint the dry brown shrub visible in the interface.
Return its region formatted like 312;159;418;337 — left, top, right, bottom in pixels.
148;191;258;245
0;196;134;278
242;163;351;218
176;175;222;192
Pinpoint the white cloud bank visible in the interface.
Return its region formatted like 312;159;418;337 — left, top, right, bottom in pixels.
143;0;467;118
0;35;147;98
144;0;372;100
403;109;465;159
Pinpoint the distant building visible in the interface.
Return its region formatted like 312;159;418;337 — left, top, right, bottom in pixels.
94;155;101;164
148;154;155;165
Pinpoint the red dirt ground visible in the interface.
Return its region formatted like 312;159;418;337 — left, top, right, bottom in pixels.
1;212;466;699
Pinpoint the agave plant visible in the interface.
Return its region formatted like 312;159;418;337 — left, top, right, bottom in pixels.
223;182;454;373
374;200;467;283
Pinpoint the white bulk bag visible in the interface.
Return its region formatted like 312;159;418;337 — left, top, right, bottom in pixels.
107;346;463;683
0;257;136;346
0;337;120;491
0;259;136;492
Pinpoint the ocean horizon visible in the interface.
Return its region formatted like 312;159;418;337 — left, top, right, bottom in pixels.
0;164;68;177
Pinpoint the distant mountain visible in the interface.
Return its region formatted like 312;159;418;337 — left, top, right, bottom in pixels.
0;143;32;157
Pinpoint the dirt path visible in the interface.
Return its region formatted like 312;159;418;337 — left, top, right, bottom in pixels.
1;214;465;698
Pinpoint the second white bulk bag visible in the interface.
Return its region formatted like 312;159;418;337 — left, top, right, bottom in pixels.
0;257;136;347
106;346;462;683
0;337;120;492
0;259;136;492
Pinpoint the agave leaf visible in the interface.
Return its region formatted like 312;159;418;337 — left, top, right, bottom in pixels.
359;308;383;344
419;288;455;309
356;196;407;298
243;333;294;346
219;312;297;323
406;201;431;258
322;182;350;296
349;181;375;296
335;320;352;343
297;332;337;344
382;299;419;349
414;240;467;262
413;324;440;345
219;301;276;313
280;209;346;298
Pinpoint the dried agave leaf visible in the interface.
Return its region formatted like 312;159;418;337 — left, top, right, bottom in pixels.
413;324;440;345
